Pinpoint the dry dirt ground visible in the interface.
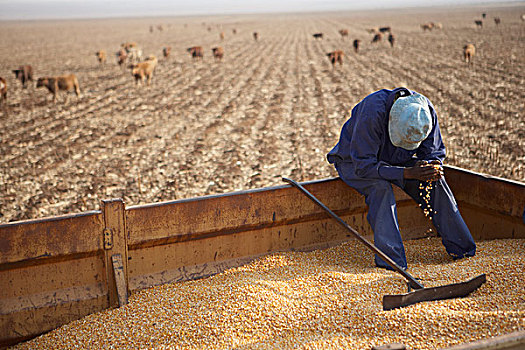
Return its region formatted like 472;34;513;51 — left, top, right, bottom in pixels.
0;5;524;223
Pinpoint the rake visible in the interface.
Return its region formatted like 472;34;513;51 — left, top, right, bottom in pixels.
282;177;486;310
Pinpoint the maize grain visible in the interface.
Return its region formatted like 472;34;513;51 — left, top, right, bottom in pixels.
11;238;525;350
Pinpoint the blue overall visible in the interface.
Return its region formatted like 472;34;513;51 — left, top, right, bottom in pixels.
327;88;476;269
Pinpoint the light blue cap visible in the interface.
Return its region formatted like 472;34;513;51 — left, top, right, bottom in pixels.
389;93;432;150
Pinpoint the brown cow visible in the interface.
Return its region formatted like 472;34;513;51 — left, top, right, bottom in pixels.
253;32;259;41
212;47;224;61
12;65;33;88
494;17;501;26
220;32;225;40
463;44;476;65
187;46;204;60
339;29;349;39
163;46;171;59
117;49;127;67
353;39;361;53
388;33;395;48
232;28;237;34
371;33;382;43
326;50;344;68
421;23;433;31
313;33;324;40
187;46;203;60
129;55;158;86
95;50;107;64
0;77;7;104
36;74;81;102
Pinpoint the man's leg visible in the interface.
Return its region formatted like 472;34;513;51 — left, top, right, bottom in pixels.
402;177;476;259
335;163;408;269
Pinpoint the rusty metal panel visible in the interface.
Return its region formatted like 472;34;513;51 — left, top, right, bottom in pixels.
128;205;430;292
1;292;108;348
126;178;430;292
444;166;525;240
0;211;103;265
0;254;106;300
128;215;363;291
459;204;525;240
0;253;108;347
126;178;414;246
445;166;525;218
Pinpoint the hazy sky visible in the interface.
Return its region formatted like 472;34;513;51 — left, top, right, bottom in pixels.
0;0;514;20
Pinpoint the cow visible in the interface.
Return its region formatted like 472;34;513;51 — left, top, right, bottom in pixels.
187;46;204;60
157;24;163;32
482;13;486;19
432;22;443;30
127;48;143;63
121;42;142;63
220;32;225;41
150;25;154;33
371;32;382;43
12;65;33;88
232;28;237;34
421;23;434;31
36;74;81;103
494;17;501;26
475;20;483;28
326;50;344;68
163;46;171;59
353;39;361;53
388;33;395;48
212;47;224;61
117;49;128;67
379;26;391;33
521;14;525;21
95;50;107;65
313;33;324;40
339;29;349;39
366;27;379;34
0;77;7;104
129;55;158;86
253;32;259;41
463;44;476;65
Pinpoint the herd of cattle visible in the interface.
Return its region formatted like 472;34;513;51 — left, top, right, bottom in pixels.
0;13;520;106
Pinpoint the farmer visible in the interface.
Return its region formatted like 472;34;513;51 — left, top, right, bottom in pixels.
327;87;476;270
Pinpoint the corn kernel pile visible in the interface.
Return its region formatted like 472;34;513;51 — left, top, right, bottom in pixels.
13;238;525;350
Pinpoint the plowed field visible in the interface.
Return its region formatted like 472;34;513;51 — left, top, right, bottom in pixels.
1;5;524;223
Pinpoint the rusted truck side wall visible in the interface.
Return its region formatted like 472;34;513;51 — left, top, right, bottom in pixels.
0;212;107;347
444;166;525;240
1;167;524;347
125;179;431;291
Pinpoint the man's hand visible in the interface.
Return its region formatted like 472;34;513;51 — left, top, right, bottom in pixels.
404;160;443;181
